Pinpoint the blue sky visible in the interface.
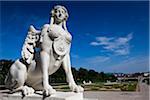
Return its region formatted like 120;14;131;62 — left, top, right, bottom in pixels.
0;1;149;73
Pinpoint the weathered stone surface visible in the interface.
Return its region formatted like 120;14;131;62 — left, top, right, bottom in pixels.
2;92;84;100
5;5;83;96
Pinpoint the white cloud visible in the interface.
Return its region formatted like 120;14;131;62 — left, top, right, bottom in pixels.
109;56;149;73
90;42;100;46
90;33;133;55
84;56;110;64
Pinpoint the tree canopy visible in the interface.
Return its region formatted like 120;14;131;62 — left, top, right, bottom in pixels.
0;60;117;85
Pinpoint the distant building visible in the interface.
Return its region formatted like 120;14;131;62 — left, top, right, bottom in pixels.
113;73;141;82
143;72;150;77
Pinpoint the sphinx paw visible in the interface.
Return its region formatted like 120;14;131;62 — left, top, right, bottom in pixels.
22;86;35;96
43;85;56;96
69;84;84;93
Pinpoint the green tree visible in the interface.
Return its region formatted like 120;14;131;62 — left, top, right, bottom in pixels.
0;60;14;84
78;68;89;82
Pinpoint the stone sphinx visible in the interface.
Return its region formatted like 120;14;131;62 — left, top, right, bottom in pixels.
5;5;84;96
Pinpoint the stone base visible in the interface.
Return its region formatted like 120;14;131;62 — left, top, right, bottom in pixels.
2;91;96;100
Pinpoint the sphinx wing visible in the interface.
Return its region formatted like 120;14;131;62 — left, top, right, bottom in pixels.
21;25;41;64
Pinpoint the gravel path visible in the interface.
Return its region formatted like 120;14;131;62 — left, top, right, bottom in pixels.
84;83;149;100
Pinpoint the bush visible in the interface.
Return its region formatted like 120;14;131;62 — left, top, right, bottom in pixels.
91;87;100;91
120;83;137;91
112;84;120;89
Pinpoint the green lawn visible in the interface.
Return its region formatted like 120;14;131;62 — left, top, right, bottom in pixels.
52;82;137;92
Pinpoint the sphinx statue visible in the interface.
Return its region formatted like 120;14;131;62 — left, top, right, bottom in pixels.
5;5;84;96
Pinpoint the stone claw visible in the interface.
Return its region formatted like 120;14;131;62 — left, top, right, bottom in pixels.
69;84;84;93
43;85;56;96
22;86;35;96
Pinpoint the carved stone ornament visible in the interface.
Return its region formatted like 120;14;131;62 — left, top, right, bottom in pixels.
5;5;84;97
53;36;71;56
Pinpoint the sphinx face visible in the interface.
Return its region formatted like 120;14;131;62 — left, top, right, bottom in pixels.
54;7;67;23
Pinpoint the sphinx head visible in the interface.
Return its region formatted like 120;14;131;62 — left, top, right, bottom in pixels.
51;5;69;23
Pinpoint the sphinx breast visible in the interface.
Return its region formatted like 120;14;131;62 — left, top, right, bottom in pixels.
48;25;72;42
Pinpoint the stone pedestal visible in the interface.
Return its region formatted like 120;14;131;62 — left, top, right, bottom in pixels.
2;91;87;100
